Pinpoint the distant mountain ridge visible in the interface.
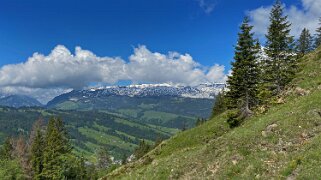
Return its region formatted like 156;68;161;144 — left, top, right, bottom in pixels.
0;95;43;108
53;83;225;103
45;83;223;129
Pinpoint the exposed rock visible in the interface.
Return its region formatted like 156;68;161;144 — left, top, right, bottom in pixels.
277;98;285;104
295;87;310;96
262;124;278;138
266;124;278;132
301;132;308;139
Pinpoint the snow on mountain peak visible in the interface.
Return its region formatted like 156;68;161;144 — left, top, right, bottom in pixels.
84;83;225;99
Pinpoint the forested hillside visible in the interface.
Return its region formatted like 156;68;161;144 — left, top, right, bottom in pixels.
47;95;214;129
0;107;178;160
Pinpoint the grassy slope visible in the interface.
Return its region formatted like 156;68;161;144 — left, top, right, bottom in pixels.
105;48;321;179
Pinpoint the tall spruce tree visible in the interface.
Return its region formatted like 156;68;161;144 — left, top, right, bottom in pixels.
265;0;295;94
30;126;45;179
315;17;321;48
41;117;72;179
296;28;313;56
226;17;259;117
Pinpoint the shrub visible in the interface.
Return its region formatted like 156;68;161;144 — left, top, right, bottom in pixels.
226;110;242;128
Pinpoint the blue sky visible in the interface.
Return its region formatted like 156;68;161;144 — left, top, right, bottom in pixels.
0;0;296;68
0;0;320;102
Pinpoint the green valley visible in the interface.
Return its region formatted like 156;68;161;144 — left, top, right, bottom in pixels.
0;107;178;160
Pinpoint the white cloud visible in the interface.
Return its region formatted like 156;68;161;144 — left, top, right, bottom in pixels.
127;46;215;86
0;45;228;103
248;0;321;37
197;0;216;14
0;45;127;89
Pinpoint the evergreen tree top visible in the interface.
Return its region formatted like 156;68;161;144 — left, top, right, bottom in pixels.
315;17;321;48
265;0;293;54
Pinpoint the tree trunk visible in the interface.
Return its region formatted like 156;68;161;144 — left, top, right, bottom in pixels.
242;90;253;118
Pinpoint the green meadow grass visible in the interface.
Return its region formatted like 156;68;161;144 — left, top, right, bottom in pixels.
105;48;321;179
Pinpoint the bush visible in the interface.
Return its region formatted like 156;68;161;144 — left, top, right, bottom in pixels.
226;110;242;128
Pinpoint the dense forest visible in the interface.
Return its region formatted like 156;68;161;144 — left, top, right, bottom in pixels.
0;116;164;179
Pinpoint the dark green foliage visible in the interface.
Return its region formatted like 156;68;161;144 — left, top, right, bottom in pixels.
62;154;90;179
0;137;13;160
296;28;313;56
315;17;321;48
0;117;95;179
77;156;87;179
86;164;99;180
226;17;260;117
195;118;207;126
226;110;243;129
30;125;45;179
133;140;151;160
121;154;127;165
0;159;25;179
48;95;214;129
41;117;73;179
0;138;28;179
0;107;173;159
211;92;226;118
264;0;296;94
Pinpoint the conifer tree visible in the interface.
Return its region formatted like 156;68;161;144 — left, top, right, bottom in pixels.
76;156;87;179
121;154;127;165
30;125;45;179
296;28;313;56
226;17;259;117
264;0;295;94
315;17;321;48
41;117;72;179
133;140;151;159
28;118;44;148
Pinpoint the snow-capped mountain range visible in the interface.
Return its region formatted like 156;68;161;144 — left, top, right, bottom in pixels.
80;83;226;99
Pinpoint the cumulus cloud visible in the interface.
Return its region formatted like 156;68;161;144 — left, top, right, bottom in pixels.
127;46;211;86
248;0;321;37
0;45;228;102
197;0;216;14
0;45;127;89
